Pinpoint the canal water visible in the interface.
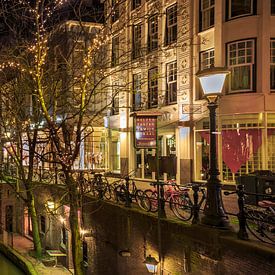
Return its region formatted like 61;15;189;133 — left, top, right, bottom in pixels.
0;253;25;275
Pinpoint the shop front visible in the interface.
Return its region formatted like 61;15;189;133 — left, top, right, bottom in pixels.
195;113;275;183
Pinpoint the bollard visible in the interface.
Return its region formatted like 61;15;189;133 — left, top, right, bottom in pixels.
236;185;249;240
192;184;200;224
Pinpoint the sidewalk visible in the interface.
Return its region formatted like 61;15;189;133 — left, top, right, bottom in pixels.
13;234;72;275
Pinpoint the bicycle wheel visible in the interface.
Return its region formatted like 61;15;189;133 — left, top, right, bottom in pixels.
135;190;151;212
103;183;113;200
245;207;275;242
170;195;192;221
144;189;158;213
114;185;126;204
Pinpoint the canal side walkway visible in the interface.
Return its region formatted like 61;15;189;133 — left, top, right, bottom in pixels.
13;235;72;275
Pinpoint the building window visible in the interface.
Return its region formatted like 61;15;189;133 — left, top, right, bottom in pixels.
111;0;119;23
40;215;46;234
148;14;158;52
83;241;88;263
132;0;141;10
166;61;177;104
165;4;177;45
227;39;255;92
111;130;120;172
200;0;215;31
148;67;158;108
272;0;275;15
111;36;119;67
271;40;275;90
227;0;255;20
61;225;68;246
200;49;215;70
132;23;142;59
133;74;142;110
112;83;119;114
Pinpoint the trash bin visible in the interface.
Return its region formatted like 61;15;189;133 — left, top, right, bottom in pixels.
236;172;275;205
257;176;275;199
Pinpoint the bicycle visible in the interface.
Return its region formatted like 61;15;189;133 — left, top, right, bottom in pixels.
88;173;113;200
171;184;206;221
245;200;275;243
114;176;151;212
145;181;206;221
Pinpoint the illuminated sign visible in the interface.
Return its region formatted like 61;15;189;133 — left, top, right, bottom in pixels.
134;116;157;148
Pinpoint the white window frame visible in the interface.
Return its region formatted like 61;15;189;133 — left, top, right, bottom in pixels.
166;61;177;104
112;82;119;114
227;39;255;93
200;48;215;70
111;36;119;67
165;4;177;45
148;14;158;52
272;0;275;15
111;0;119;23
270;39;275;91
200;0;215;31
132;0;141;10
228;0;254;20
133;73;142;110
148;67;158;108
132;23;142;59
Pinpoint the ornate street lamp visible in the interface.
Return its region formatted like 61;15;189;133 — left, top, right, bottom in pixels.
144;255;159;274
46;200;56;213
196;67;230;228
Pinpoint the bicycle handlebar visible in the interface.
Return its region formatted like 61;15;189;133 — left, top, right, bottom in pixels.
224;191;236;196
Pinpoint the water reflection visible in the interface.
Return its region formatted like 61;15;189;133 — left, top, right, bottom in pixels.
0;253;25;275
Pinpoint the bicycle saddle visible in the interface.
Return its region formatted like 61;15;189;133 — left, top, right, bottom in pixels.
258;200;275;208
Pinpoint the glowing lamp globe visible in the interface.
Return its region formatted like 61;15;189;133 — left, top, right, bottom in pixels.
196;67;229;102
144;255;158;273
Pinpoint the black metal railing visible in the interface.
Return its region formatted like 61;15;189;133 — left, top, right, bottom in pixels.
225;185;274;245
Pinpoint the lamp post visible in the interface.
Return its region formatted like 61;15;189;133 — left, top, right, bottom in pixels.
196;67;230;228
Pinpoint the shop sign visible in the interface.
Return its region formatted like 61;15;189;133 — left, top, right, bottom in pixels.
134;115;157;148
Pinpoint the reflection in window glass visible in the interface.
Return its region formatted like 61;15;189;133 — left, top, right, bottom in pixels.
148;67;158;108
270;40;275;90
165;4;177;45
148;14;158;52
272;0;275;15
200;49;215;70
227;40;255;92
200;0;215;31
228;0;254;19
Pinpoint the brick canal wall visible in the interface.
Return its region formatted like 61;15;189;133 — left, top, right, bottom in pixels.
1;183;273;274
83;200;274;275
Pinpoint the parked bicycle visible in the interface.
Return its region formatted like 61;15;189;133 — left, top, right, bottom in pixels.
87;173;113;200
113;176;151;212
245;199;275;243
145;181;206;221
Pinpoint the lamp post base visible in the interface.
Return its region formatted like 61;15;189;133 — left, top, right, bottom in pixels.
201;214;230;228
201;177;231;229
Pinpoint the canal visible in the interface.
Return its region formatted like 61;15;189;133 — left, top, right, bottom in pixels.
0;253;25;275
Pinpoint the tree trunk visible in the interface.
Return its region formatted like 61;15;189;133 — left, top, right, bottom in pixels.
26;188;42;258
68;177;83;275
